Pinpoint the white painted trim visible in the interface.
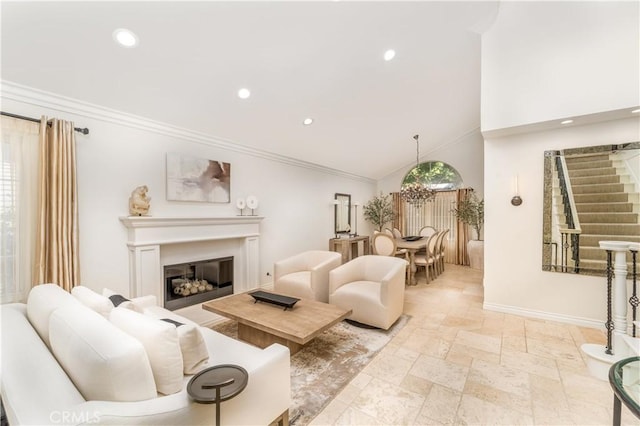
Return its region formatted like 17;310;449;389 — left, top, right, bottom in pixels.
483;302;604;329
481;107;640;139
1;80;375;183
119;215;263;247
119;215;263;229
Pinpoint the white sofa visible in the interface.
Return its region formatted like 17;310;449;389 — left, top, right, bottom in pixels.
1;284;291;425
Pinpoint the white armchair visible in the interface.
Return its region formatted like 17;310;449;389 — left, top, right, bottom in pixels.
329;255;406;330
274;250;342;303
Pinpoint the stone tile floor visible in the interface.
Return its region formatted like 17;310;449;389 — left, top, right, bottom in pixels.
310;264;638;425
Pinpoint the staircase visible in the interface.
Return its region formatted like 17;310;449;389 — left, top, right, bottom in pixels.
565;153;640;273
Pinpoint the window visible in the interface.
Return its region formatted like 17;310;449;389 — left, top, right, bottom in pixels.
0;117;39;303
400;161;465;264
401;161;463;191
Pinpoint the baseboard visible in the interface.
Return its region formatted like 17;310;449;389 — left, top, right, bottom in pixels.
483;302;604;329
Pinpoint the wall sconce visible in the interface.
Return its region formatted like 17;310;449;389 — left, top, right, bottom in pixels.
511;175;523;206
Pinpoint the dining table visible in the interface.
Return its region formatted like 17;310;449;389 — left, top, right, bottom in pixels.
395;236;428;285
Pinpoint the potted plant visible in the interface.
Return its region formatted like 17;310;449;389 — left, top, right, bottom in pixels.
363;192;395;232
452;193;484;270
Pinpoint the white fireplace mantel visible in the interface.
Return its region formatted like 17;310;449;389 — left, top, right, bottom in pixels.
119;216;264;303
120;216;264;246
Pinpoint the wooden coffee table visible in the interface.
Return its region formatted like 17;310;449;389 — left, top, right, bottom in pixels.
202;292;352;355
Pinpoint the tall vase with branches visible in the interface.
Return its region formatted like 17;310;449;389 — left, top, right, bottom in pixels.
452;193;484;240
363;192;395;232
452;192;484;270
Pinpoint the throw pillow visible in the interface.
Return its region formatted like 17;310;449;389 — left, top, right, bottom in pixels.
71;286;113;317
143;306;210;374
102;288;139;311
109;307;184;395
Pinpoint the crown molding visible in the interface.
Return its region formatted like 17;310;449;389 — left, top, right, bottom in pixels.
1;80;375;184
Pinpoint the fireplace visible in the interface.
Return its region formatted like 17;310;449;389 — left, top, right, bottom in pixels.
164;256;233;311
119;216;263;325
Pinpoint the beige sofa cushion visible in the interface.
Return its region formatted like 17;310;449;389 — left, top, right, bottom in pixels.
26;283;79;347
48;303;157;402
109;307;184;395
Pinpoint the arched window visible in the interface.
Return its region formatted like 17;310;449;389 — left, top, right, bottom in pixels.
401;161;463;191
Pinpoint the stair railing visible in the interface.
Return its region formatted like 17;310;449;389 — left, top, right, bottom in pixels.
601;241;639;355
555;154;582;272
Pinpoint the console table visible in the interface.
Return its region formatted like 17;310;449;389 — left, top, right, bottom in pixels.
329;235;370;264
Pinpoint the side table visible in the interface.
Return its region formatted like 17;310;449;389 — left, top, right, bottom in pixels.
329;235;370;264
609;356;640;426
187;364;248;426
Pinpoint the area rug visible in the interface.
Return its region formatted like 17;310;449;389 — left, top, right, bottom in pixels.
212;315;409;425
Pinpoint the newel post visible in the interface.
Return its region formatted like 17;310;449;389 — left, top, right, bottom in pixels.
599;241;630;354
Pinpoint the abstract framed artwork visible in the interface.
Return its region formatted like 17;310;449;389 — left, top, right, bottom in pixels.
166;153;231;203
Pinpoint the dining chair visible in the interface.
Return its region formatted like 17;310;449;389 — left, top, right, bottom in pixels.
435;229;450;275
391;227;403;239
418;226;437;237
381;228;409;263
414;233;439;283
372;233;402;257
372;233;409;281
416;226;437;255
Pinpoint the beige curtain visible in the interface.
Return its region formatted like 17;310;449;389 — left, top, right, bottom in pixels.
455;188;473;266
0;117;40;303
34;117;80;290
391;192;405;235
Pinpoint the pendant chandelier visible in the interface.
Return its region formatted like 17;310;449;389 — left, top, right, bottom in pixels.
400;134;437;206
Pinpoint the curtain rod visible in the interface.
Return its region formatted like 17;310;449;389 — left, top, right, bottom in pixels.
1;111;89;135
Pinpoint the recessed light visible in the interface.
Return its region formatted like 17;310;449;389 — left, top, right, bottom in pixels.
632;109;640;113
237;88;251;99
383;49;396;61
303;118;314;126
561;119;573;125
113;28;139;48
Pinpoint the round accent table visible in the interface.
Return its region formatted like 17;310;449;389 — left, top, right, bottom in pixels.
187;364;248;426
609;356;640;426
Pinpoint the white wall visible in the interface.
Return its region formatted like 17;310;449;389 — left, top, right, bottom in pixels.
2;91;376;296
483;117;639;324
482;1;639;132
377;129;485;197
481;0;640;325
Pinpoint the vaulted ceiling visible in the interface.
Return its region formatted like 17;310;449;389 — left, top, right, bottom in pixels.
1;1;499;180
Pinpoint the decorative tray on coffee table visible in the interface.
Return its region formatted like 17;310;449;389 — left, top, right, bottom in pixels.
249;290;299;310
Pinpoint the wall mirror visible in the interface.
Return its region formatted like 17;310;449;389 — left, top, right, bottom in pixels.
334;193;351;235
542;141;639;276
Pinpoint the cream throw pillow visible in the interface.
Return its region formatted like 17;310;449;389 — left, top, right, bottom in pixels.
71;286;113;317
142;306;210;374
109;307;184;395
